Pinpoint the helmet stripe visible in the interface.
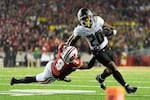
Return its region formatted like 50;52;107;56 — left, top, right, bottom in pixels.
63;47;76;62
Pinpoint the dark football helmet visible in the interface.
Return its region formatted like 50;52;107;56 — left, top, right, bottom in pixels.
77;8;93;28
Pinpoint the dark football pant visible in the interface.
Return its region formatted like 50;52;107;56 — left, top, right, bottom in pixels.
93;45;126;86
94;46;115;66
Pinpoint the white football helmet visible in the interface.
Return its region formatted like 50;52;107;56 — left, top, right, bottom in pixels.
77;8;93;28
61;46;78;63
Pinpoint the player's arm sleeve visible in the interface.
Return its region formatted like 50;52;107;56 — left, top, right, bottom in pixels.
79;56;96;69
103;22;115;29
57;43;67;58
58;43;67;52
71;58;84;70
102;22;117;36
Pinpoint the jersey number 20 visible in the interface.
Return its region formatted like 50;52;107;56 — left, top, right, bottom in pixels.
87;30;104;46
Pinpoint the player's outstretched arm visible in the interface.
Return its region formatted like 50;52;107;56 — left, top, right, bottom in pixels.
103;22;115;29
66;34;80;46
79;56;96;69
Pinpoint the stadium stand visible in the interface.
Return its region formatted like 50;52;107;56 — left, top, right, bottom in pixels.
0;0;149;67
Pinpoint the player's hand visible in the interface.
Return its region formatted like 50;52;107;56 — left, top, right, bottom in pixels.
57;77;72;82
112;30;117;35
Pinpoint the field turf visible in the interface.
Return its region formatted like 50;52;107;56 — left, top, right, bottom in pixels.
0;66;150;100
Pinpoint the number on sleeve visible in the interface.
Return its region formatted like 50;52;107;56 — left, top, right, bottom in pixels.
55;59;65;71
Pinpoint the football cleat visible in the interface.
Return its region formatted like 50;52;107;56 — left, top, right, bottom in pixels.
125;85;137;94
10;77;17;85
96;75;106;90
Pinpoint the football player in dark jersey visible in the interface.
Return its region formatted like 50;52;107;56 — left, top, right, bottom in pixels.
66;8;137;94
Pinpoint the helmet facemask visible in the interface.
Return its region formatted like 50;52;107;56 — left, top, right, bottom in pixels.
65;53;77;63
80;16;93;28
61;46;78;64
77;8;93;28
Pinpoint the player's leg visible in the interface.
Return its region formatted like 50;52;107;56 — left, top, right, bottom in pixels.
95;51;113;90
95;51;137;93
96;68;112;90
10;61;56;85
10;76;36;85
107;48;137;93
108;61;137;93
36;61;56;84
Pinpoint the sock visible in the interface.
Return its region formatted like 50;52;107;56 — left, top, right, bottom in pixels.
15;76;37;84
112;71;126;86
124;83;129;87
101;69;112;80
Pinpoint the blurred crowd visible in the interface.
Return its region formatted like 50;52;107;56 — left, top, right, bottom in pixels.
0;0;149;67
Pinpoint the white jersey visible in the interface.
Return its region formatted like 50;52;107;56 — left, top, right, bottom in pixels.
73;16;108;50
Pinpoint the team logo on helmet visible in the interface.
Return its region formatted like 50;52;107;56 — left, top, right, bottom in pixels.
61;46;78;64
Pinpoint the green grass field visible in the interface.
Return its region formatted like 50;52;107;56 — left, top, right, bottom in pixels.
0;66;150;100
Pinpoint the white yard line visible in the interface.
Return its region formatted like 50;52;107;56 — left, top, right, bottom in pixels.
0;89;150;97
0;89;96;96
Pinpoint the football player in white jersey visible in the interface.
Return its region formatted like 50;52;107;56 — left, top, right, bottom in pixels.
10;43;90;85
67;8;137;93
